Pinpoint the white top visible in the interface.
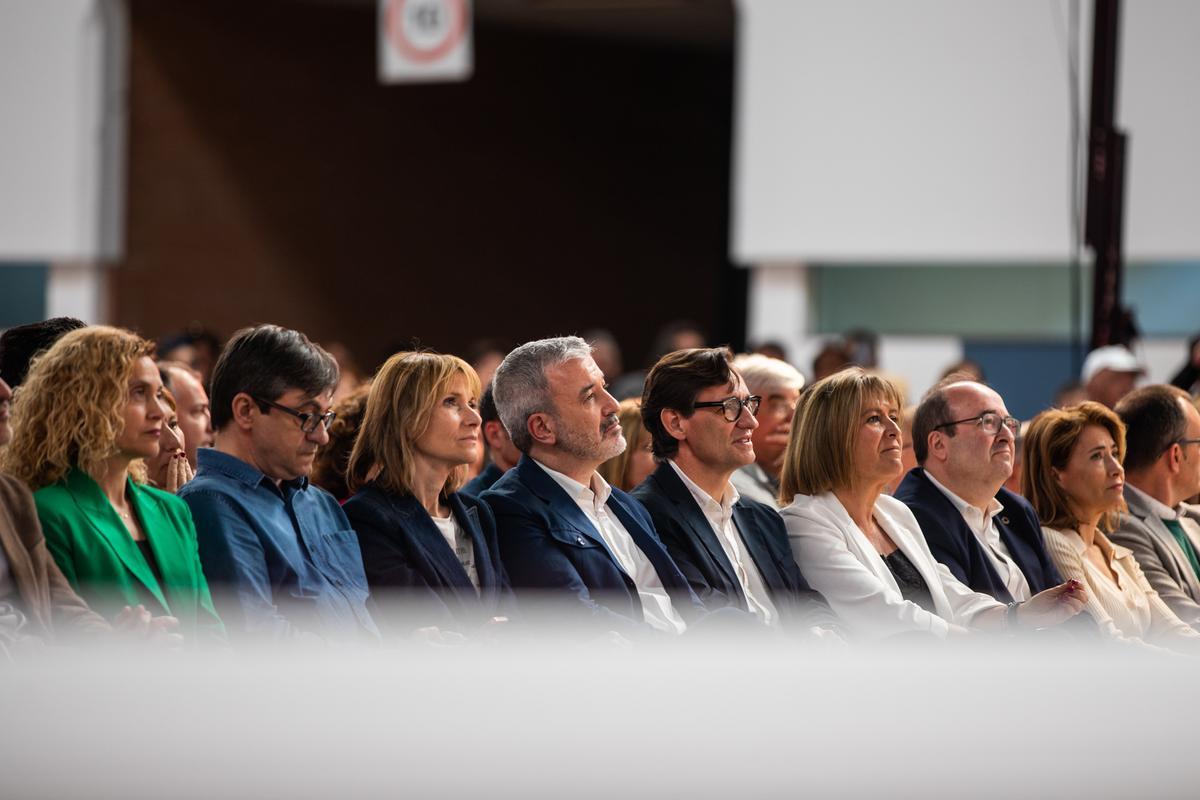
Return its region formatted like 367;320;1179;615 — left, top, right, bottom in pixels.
431;512;479;590
667;460;780;627
924;472;1032;602
781;492;1003;640
533;459;687;635
1041;526;1200;653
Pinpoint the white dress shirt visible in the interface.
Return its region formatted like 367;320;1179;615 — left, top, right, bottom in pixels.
430;512;479;590
667;460;780;627
924;472;1032;602
533;459;687;635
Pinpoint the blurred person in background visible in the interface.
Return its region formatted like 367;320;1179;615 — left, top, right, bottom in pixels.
1081;345;1143;409
811;340;853;382
729;353;804;507
1025;402;1200;653
939;359;985;383
898;405;918;477
1110;386;1200;630
159;361;214;470
895;379;1063;604
157;325;222;389
610;320;707;401
324;342;367;404
596;398;655;493
0;317;86;389
466;338;510;392
311;384;371;503
633;348;840;635
144;387;194;493
778;367;1085;641
584;329;623;386
461;384;521;497
751;340;788;363
1002;420;1028;496
343;352;514;638
1168;332;1200;395
1;327;222;644
1054;379;1087;409
179;325;378;644
484;336;701;637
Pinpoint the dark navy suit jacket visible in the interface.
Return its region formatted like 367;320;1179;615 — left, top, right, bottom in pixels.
344;485;515;635
461;463;504;498
631;462;840;632
894;468;1062;602
481;455;703;635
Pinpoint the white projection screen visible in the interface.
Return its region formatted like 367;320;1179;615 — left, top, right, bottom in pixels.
732;0;1200;264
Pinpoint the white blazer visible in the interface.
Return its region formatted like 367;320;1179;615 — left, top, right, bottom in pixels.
781;492;1003;640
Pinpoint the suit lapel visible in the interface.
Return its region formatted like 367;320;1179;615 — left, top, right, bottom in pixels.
1129;495;1200;597
387;492;476;593
731;503;781;594
516;457;617;557
66;470;170;612
652;465;744;604
915;469;1011;602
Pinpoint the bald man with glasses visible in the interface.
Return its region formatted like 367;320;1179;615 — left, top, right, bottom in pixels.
893;378;1063;603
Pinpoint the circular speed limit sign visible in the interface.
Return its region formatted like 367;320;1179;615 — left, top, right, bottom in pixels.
384;0;468;64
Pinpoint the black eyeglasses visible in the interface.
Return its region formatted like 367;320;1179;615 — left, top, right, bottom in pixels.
693;395;762;422
933;412;1019;436
1178;437;1200;449
252;396;336;434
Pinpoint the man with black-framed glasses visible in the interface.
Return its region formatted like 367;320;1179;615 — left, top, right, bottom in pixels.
632;348;841;636
894;377;1064;603
1111;385;1200;630
179;324;379;644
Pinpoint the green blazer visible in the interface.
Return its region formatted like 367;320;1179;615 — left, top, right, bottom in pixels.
35;468;226;644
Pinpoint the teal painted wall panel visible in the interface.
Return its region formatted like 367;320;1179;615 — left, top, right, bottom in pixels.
0;264;47;328
814;262;1200;338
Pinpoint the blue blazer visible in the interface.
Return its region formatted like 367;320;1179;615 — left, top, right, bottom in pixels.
461;463;504;498
893;468;1063;602
481;455;703;635
344;485;516;635
631;462;839;631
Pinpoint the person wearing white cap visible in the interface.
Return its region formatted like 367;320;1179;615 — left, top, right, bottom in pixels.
1082;345;1144;409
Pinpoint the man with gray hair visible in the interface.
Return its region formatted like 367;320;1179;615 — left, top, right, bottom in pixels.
729;353;805;507
482;336;702;637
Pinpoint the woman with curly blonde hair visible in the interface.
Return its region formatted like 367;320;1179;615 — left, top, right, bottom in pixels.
343;351;514;637
2;326;224;643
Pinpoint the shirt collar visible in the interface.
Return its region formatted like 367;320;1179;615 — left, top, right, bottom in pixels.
532;457;611;507
924;469;1004;528
668;459;738;516
197;447;308;492
1126;482;1181;521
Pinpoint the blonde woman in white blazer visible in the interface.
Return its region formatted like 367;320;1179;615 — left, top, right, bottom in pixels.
1023;401;1200;655
778;368;1088;642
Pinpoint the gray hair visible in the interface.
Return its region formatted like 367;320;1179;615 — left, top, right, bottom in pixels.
493;336;594;453
732;353;805;395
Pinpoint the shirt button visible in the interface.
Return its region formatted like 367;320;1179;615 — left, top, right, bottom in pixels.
576;536;587;546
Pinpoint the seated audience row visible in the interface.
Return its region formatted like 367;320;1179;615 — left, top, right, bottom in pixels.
1;317;1199;656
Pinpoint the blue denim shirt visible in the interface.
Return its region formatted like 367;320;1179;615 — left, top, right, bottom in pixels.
180;449;379;644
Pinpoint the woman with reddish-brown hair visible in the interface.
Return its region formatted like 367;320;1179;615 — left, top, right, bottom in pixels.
1025;401;1200;653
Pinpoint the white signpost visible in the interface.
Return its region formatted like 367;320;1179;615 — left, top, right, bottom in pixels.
378;0;472;84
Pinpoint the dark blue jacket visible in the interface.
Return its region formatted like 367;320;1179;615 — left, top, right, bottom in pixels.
481;455;703;636
344;485;515;635
894;468;1062;602
632;462;840;632
461;463;504;498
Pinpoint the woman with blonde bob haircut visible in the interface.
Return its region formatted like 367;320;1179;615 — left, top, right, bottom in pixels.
2;326;224;643
1024;402;1200;653
778;367;1086;641
343;351;514;637
597;398;656;492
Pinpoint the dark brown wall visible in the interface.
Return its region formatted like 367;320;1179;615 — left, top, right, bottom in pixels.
116;0;743;374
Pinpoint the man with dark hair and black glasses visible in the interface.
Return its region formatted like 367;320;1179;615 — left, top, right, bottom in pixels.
179;325;379;644
632;348;841;636
1110;385;1200;630
894;378;1063;603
